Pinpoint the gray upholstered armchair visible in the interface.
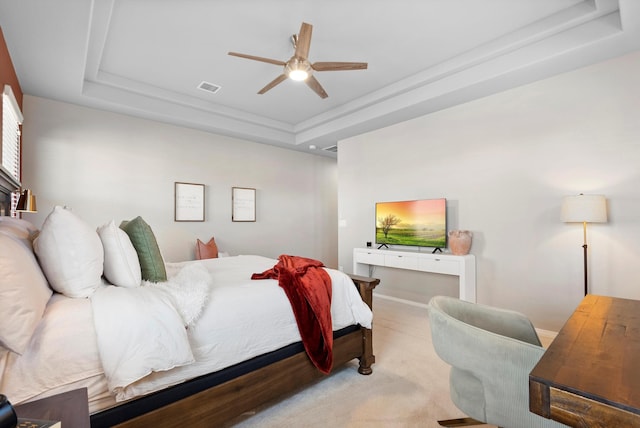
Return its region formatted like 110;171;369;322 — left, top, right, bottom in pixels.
427;296;566;428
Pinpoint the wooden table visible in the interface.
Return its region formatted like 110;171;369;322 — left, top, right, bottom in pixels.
529;295;640;427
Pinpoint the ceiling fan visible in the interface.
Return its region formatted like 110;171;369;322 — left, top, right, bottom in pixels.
228;22;367;99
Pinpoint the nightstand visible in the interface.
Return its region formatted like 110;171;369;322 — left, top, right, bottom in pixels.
14;388;89;428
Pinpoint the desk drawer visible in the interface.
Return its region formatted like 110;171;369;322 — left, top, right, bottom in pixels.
417;258;459;275
354;251;385;265
384;254;418;269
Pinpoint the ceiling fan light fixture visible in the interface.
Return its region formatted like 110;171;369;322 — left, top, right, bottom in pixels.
288;69;308;81
285;58;311;81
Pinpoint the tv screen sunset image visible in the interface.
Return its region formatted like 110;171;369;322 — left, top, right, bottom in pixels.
375;199;446;248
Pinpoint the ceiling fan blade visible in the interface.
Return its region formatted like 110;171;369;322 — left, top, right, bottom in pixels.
258;74;288;94
228;52;286;66
295;22;312;59
305;75;328;99
312;61;368;71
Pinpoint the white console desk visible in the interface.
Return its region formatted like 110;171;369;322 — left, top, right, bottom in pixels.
353;248;476;302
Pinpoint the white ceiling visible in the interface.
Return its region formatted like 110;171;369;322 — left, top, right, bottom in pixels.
1;0;639;157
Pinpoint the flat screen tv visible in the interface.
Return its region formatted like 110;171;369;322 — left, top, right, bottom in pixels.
375;198;447;249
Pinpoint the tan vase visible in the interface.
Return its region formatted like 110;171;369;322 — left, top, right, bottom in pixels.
448;230;472;255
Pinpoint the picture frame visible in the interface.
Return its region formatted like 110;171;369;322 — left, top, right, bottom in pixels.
232;187;256;222
175;182;205;222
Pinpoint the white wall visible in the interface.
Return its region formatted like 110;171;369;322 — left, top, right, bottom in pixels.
21;96;338;266
338;51;640;331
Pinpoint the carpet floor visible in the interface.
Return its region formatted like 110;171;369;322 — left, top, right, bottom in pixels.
226;295;481;427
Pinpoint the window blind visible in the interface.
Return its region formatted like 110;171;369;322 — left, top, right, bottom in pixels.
2;85;23;217
2;84;22;183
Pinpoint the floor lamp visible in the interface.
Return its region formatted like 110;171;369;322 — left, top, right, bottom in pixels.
561;194;607;295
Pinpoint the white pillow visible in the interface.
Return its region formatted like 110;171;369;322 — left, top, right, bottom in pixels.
33;206;104;298
0;217;39;250
97;220;141;287
0;232;53;354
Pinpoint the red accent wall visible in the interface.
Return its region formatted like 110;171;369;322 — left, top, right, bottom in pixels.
0;26;22;106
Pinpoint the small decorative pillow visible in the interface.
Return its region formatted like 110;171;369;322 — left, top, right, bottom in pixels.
97;220;142;287
195;237;218;260
0;232;53;354
33;206;104;298
120;216;167;283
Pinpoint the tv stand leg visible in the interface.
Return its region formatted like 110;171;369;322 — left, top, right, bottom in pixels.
432;247;442;254
377;244;389;249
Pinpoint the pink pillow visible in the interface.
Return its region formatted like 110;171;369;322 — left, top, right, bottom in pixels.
195;237;218;260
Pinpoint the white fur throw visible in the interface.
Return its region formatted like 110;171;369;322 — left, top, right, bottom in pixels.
144;263;211;327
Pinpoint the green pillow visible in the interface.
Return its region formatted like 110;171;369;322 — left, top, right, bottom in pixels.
120;216;167;283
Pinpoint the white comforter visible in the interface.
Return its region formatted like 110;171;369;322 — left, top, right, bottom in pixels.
90;262;212;398
91;255;373;401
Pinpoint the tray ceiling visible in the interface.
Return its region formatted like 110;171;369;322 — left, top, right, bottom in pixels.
1;0;639;156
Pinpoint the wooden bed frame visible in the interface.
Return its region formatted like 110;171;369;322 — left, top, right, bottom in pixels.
91;274;379;427
0;180;380;427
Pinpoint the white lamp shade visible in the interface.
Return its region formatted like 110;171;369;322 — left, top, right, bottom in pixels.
561;194;607;223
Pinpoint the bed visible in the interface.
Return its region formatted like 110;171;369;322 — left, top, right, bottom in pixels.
0;203;379;427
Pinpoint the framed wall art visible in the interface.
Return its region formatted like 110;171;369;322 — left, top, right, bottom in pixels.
232;187;256;222
175;182;205;222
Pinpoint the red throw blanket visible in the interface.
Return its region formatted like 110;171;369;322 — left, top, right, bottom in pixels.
251;255;333;374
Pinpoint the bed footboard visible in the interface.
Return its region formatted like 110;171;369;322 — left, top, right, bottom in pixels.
347;274;379;375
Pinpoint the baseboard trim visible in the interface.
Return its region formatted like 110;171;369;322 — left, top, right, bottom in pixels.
374;292;558;339
373;292;429;309
535;328;558;340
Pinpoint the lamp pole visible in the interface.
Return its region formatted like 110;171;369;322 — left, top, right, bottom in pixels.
561;194;607;297
582;221;588;296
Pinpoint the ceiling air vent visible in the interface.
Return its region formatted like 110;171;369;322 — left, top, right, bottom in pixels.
322;145;338;153
198;81;222;94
